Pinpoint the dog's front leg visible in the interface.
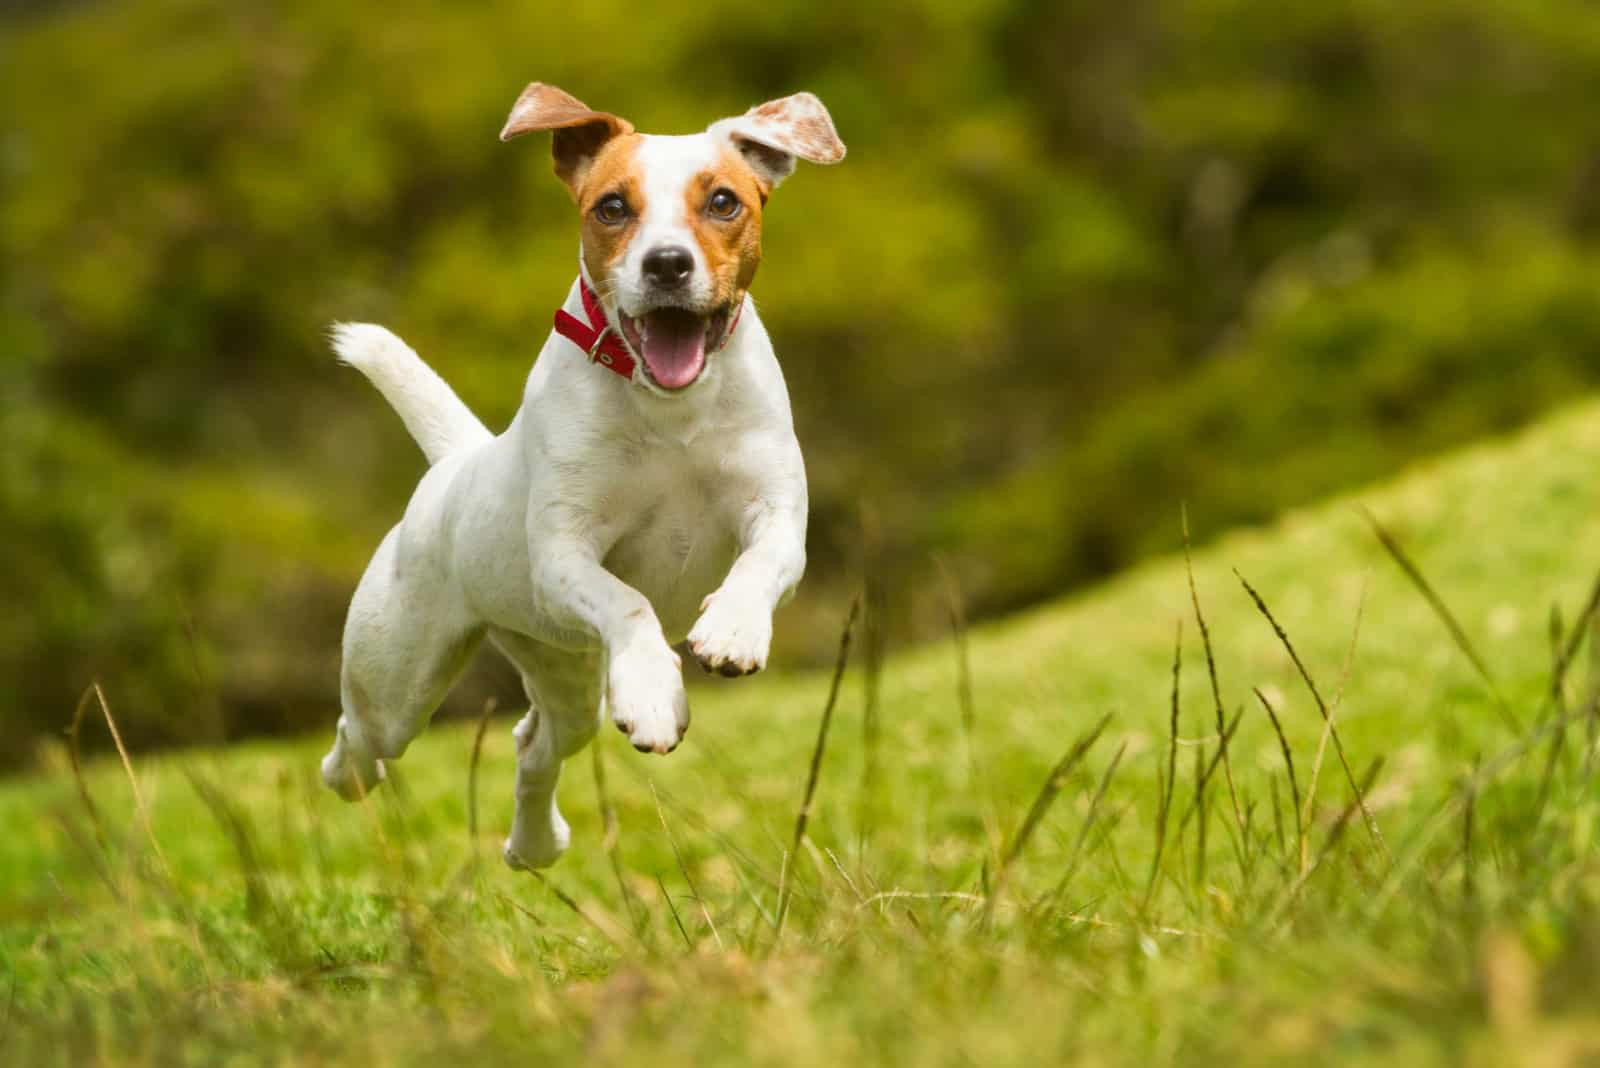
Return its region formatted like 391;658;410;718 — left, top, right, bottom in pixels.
688;492;807;677
529;542;689;754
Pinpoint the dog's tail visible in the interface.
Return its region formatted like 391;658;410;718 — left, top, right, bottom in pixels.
330;323;493;465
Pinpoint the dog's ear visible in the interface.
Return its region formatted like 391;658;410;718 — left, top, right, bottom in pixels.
500;83;634;194
708;92;846;191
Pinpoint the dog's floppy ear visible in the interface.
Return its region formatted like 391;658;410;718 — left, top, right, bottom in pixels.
500;83;634;194
708;92;846;191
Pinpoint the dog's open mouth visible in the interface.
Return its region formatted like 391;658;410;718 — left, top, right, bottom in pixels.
618;306;733;391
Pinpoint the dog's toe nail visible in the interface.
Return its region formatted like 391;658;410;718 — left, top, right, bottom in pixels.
719;662;742;678
633;741;652;753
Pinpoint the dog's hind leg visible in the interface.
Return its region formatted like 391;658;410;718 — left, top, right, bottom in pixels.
322;528;484;801
494;635;602;870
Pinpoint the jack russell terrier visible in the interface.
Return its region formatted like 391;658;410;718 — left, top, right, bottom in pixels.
320;83;845;871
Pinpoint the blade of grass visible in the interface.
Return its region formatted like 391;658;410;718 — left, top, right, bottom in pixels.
527;873;634;950
651;781;722;949
88;682;171;875
1046;741;1126;907
1175;706;1246;837
1553;569;1600;693
1269;774;1287;863
592;735;644;940
1268;757;1385;926
1535;604;1568;822
655;874;694;950
1184;508;1245;851
822;847;869;906
1235;571;1388;861
776;593;861;934
937;558;1001;864
1142;620;1183;914
632;772;788;901
1193;732;1208;892
1461;755;1479;914
1255;688;1304;874
983;712;1113;924
1300;580;1367;874
857;548;887;856
467;697;497;853
81;682;215;989
1588;603;1600;781
1360;507;1518;732
64;687;121;900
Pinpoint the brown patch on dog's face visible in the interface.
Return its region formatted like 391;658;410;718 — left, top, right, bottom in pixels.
572;133;646;295
682;147;767;307
571;138;767;314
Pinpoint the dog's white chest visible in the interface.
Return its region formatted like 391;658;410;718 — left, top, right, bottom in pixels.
601;449;740;639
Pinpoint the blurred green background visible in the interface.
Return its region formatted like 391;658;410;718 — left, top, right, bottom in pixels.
5;0;1600;767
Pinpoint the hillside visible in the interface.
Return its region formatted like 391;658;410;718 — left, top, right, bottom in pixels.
3;401;1600;1064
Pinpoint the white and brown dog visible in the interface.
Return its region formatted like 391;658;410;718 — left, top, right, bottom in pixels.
320;83;844;870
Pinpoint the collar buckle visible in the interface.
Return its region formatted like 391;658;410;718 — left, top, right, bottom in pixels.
553;281;638;381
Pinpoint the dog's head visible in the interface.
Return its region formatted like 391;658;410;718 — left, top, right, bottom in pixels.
501;84;845;393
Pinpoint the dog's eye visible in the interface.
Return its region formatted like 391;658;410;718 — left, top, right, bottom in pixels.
706;189;741;220
594;194;631;226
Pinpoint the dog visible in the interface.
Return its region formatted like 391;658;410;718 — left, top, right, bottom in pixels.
319;82;844;871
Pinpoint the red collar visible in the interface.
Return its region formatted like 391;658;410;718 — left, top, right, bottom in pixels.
552;279;743;383
553;279;637;380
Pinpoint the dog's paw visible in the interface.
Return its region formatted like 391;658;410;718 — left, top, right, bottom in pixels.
608;635;690;754
688;588;772;677
320;738;386;802
503;812;571;872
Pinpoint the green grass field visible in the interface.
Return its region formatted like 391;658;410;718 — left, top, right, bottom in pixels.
5;402;1600;1066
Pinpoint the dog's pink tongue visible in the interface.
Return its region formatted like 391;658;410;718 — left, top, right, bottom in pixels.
641;311;706;390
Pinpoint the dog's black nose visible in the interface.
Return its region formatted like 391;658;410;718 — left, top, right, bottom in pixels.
642;245;694;288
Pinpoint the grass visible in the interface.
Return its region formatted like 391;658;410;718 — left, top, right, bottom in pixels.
6;402;1600;1066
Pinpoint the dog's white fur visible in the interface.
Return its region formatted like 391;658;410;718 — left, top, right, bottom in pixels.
320;88;841;872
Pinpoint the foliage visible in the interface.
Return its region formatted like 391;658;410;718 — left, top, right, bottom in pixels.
5;0;1600;756
4;401;1600;1063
